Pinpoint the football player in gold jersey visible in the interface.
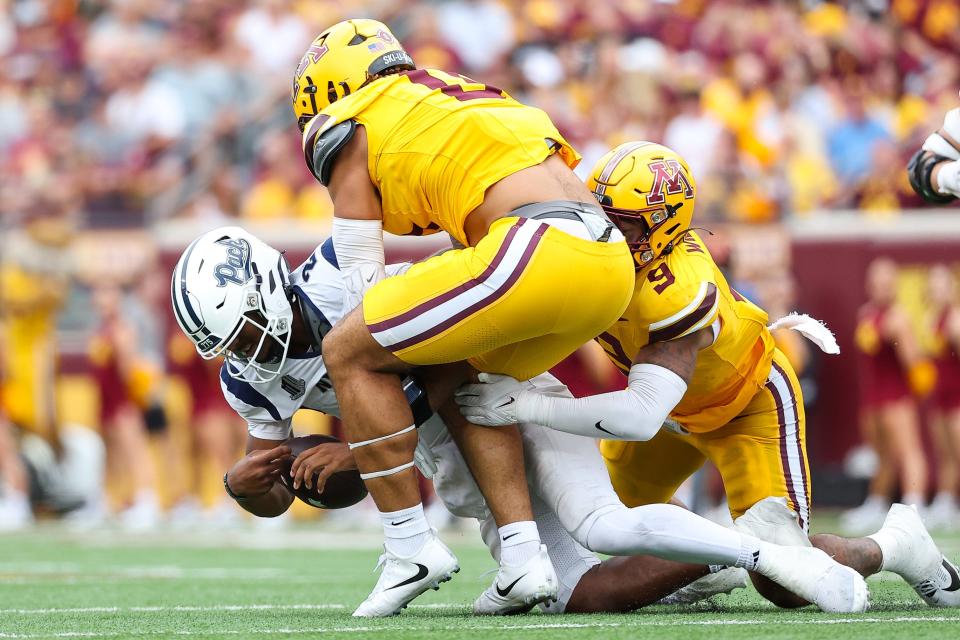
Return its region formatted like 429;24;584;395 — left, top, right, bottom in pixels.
291;20;635;616
459;142;960;610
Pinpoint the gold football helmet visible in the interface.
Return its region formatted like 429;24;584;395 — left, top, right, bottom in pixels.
292;19;415;132
587;142;697;269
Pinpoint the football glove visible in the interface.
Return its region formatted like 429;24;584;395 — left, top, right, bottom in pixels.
455;373;526;427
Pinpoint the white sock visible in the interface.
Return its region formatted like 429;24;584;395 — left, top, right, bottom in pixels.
498;521;541;566
381;503;431;557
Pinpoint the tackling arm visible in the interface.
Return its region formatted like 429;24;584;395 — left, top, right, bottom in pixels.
457;329;711;440
324;125;387;311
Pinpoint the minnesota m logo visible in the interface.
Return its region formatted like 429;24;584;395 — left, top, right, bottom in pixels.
645;160;694;206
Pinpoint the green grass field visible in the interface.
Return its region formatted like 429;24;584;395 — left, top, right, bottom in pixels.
2;518;959;640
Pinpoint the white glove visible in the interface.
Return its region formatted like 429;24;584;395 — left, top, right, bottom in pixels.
413;434;438;479
341;262;386;312
455;373;527;427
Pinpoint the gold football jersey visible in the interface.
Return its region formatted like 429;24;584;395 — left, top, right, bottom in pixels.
302;68;580;246
595;231;775;433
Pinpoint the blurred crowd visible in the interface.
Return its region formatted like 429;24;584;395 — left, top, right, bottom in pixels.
1;0;959;236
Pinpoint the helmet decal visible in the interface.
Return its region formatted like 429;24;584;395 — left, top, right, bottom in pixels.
296;41;329;78
645;160;695;206
213;237;253;287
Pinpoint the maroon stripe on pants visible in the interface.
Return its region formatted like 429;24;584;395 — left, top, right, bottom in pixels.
773;360;810;528
366;219;526;333
765;368;804;531
384;223;548;353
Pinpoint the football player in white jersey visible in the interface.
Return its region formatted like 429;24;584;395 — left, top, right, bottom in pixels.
173;227;883;616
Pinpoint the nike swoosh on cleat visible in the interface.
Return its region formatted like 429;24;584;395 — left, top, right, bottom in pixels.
594;421;616;436
386;563;429;590
496;573;528;597
390;517;413;526
943;559;960;592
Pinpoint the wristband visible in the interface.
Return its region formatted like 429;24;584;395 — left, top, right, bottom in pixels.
223;472;269;501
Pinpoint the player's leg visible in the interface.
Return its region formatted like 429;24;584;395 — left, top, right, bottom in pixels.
697;352;814;607
322;310;460;617
417;363;534;529
480;499;711;615
518;401;866;612
325;216;633;615
880;398;928;506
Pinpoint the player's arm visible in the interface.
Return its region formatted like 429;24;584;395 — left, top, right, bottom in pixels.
318;123;386;310
457;277;720;439
907;105;960;203
223;435;293;517
457;329;707;440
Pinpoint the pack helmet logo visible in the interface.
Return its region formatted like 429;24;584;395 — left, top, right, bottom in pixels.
213;238;253;287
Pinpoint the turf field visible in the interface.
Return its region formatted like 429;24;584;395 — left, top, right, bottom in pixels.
2;519;958;640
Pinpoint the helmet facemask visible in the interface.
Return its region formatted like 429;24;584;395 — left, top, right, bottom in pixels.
601;202;684;269
220;301;292;385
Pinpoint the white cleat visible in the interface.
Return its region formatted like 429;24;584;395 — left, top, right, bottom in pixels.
474;544;558;615
353;534;459;617
658;567;749;605
756;543;869;613
869;503;960;608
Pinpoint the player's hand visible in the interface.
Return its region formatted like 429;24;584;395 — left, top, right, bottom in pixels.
413;435;438;479
455;373;525;427
290;442;356;492
226;445;291;497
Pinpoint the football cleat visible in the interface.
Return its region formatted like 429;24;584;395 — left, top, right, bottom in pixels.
869;503;960;608
352;534;459;617
474;544;558;615
754;543;869;613
658;567;749;605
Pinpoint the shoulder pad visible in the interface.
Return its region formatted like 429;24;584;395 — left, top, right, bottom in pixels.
644;280;719;344
305;119;357;186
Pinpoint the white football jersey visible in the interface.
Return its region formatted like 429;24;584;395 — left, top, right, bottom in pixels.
220;238;411;440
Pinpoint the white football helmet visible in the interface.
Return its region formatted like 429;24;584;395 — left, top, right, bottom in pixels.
171;226;293;384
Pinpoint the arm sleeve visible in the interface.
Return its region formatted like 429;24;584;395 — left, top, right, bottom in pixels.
515;364;687;441
332;217;387;311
